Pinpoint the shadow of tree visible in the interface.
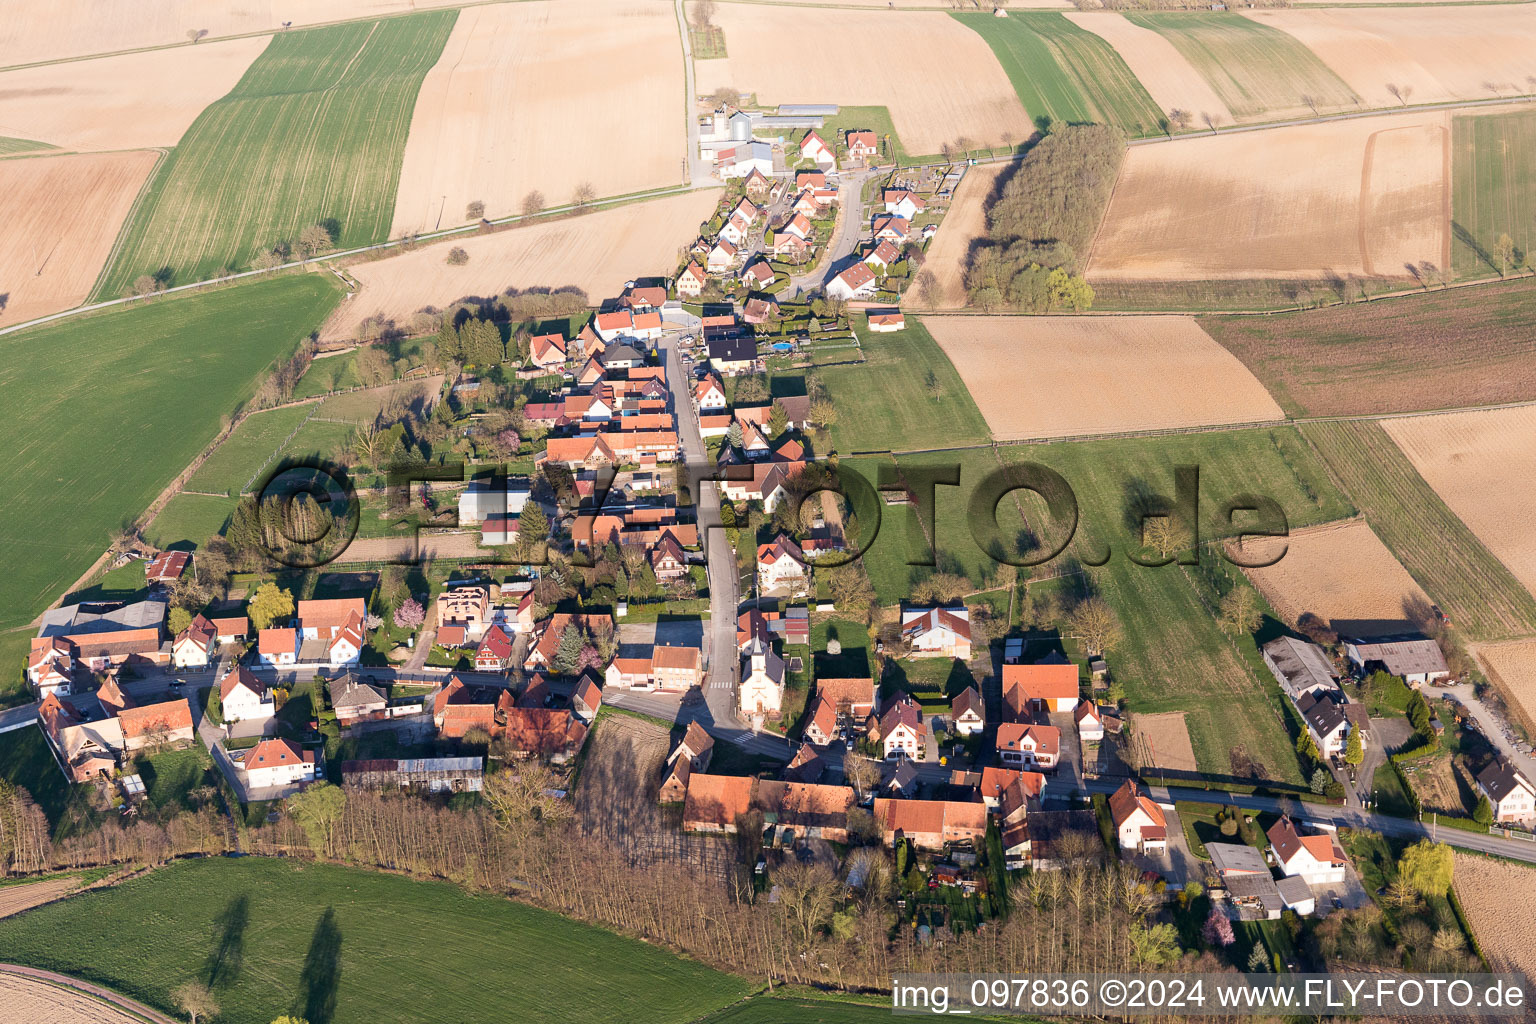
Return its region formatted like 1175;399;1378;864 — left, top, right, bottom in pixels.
204;894;249;989
295;906;343;1024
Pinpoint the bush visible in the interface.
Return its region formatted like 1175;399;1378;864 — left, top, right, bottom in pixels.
446;247;470;266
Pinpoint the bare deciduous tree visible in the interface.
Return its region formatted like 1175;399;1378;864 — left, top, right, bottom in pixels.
466;199;486;220
572;181;597;209
173;981;218;1024
520;190;546;217
691;0;717;28
1068;596;1123;657
446;246;470;266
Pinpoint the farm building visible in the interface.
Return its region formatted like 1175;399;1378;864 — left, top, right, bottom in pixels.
1344;636;1450;685
340;757;484;793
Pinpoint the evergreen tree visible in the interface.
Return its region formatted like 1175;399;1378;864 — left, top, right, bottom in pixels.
768;400;788;438
553;624;585;674
436;320;462;362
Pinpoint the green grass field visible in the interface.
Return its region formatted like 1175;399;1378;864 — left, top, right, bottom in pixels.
1300;420;1536;641
185;404;315;495
145;494;240;550
955;12;1164;135
819;318;989;454
0;726;71;826
1126;12;1358;121
1451;109;1536;278
0;136;54;156
0;275;341;631
96;12;456;297
279;417;358;464
0;857;748;1024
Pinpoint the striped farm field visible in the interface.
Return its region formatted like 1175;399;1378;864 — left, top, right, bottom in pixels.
955;12;1164;135
0;275;342;633
1125;12;1358;122
95;12;456;298
0;136;54;156
1451;107;1536;278
1300;419;1536;642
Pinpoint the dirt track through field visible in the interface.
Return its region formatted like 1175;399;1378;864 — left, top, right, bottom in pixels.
1240;519;1432;636
0;38;270;151
1248;7;1536;111
0;150;160;327
1382;406;1536;599
694;6;1032;156
921;164;1006;307
326;190;718;341
924;315;1283;439
391;0;684;235
1088;111;1448;282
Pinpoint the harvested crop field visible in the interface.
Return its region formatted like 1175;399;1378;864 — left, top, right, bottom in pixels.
1087;112;1449;282
1129;712;1198;773
0;37;270;151
391;0;683;235
0;974;144;1024
332;533;490;563
96;12;456;298
0;0;469;67
924;315;1282;439
1381;406;1536;598
694;7;1031;157
1240;520;1431;637
1248;7;1536;111
1198;278;1536;419
1064;13;1233;128
0;150;160;327
1471;639;1536;734
0;877;81;919
1452;852;1536;981
1301;419;1536;642
1124;11;1358;122
325;190;718;341
921;164;1008;307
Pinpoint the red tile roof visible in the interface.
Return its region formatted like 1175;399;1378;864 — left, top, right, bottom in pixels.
1003;663;1079;703
244;737;307;770
683;773;757;829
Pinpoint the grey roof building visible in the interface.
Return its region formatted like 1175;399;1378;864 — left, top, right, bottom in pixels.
1261;636;1339;701
39;599;167;638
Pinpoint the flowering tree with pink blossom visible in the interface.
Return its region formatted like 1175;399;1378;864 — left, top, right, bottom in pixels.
394;597;425;630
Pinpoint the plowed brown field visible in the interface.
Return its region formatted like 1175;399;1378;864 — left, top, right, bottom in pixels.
1452;852;1536;981
0;877;79;919
1087;112;1448;281
1249;7;1536;110
0;975;145;1024
924;314;1283;439
0;38;269;151
0;150;160;327
1382;406;1536;598
328;190;717;341
1471;639;1536;733
391;0;683;235
694;6;1032;156
1131;712;1198;773
1240;519;1431;635
921;164;1007;308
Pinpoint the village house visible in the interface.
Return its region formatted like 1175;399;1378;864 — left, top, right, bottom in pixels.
171;614;219;669
882;189;926;221
482;514;519;547
757;534;810;594
846;130;879;162
1298;689;1354;758
237;738;318;790
258;628;298;667
1109;780;1168;854
882;759;919;800
862;239;901;273
650;534;689;581
739;637;786;717
781;212;812;242
799;130;836;170
523;613;613;672
296;598;365;668
605;644;702;692
210;616;247;643
741;259;775;291
719;211;754;247
38;693;123;781
951;686;984;737
1344;635;1451;685
706;238;739;273
572;675;602;724
1003;662;1080;716
816;676;876;720
695;374;727;411
803;695;839;747
475;625;515;672
682;772;757;832
676;261;708;298
220;666;274;723
458;476;531;524
742;296;779;326
707;335;757;377
660;720;717;803
996;722;1060;770
872;215;910;244
27;637;75;696
1074;699;1105;741
742;166;772;200
901;605;971;659
872;798;987;851
876;696;922;759
976;766;1046;813
529;332;567;370
1477;760;1536;825
502;708;589;760
825;262;877;301
329;674;389;725
1267;816;1349;884
771;231;813;263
